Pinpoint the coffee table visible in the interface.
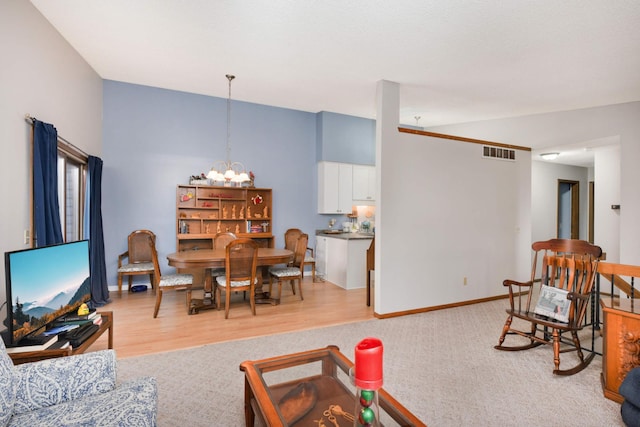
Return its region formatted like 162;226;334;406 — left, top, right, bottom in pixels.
239;345;426;427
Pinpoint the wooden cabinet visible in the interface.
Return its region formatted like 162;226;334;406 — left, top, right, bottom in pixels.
176;185;274;250
601;297;640;403
352;164;375;204
317;161;353;214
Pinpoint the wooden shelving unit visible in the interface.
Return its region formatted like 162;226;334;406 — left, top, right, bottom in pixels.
176;185;274;250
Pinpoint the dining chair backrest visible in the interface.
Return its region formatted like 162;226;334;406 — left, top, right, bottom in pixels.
292;233;309;269
284;228;303;252
214;232;237;249
225;239;258;282
128;230;156;263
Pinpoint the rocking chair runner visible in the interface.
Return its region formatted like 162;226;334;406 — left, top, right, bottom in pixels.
495;238;602;375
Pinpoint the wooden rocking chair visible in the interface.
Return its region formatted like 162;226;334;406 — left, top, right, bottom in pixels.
494;238;602;375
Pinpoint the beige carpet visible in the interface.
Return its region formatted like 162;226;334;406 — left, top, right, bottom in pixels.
116;299;622;426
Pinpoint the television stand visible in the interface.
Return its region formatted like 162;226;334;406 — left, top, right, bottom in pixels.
8;311;113;365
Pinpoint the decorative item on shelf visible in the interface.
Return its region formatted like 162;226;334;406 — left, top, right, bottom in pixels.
251;194;263;205
263;206;268;218
180;191;194;202
261;222;269;233
277;382;318;425
77;303;89;316
205;74;251;187
249;171;255;187
239;206;244;219
189;173;209;185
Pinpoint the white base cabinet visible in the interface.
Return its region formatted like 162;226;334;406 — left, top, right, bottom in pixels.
316;236;371;290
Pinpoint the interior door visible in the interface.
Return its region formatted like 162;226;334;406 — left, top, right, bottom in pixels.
557;180;579;239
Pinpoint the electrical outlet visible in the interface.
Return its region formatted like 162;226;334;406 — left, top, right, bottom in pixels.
24;229;30;245
463;277;468;286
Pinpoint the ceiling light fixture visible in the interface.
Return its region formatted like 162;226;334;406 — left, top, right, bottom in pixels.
206;74;250;186
540;152;560;161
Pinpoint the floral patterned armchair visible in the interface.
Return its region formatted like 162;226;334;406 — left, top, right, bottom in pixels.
0;339;157;426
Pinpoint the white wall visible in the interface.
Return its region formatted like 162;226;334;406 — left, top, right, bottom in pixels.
0;3;102;331
427;102;640;266
375;81;532;314
594;144;621;262
531;161;590;243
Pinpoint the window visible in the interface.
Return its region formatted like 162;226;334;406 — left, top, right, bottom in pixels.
57;142;87;242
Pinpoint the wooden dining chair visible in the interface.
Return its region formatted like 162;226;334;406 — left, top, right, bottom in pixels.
269;233;308;302
149;241;194;318
215;238;258;319
494;238;602;375
117;230;156;294
284;228;317;282
210;232;237;279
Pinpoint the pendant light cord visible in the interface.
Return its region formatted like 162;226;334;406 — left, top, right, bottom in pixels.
226;74;235;165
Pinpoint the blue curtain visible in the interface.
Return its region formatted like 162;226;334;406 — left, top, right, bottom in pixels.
33;120;63;247
86;156;110;307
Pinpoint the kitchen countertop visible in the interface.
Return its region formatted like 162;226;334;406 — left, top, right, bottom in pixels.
315;230;374;240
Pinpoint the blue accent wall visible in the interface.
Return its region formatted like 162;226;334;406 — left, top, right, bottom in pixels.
102;80;325;282
316;111;376;165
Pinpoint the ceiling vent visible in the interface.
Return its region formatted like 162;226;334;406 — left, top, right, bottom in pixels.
482;145;516;161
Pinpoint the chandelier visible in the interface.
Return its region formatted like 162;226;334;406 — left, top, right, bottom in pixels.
206;74;250;186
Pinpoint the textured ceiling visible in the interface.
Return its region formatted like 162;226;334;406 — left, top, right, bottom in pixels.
30;1;640;165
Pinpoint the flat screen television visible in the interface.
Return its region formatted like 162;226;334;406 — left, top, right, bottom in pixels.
3;240;91;347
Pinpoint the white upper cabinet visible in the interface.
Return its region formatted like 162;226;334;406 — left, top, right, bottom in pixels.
352;165;375;204
318;162;353;214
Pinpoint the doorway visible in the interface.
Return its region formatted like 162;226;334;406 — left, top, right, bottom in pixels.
557;180;579;239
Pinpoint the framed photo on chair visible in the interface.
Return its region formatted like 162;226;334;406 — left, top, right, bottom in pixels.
533;285;571;323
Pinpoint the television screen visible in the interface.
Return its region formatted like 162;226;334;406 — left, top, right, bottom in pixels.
4;240;91;347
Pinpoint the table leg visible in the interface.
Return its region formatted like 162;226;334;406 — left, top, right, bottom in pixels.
255;266;279;305
189;268;218;314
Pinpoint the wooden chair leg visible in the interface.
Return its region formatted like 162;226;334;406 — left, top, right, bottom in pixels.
249;287;256;316
153;288;163;318
290;279;296;295
552;329;561;372
297;278;304;300
186;288;192;314
118;274;123;295
225;289;231;319
128;276;133;292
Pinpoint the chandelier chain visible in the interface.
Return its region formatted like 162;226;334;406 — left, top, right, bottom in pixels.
226;74;234;164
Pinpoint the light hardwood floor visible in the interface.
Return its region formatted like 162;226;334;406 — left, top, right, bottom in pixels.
90;277;374;358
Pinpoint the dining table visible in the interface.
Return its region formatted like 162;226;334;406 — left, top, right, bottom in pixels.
166;247;293;313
